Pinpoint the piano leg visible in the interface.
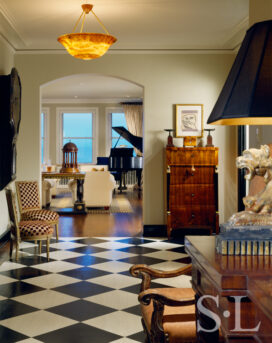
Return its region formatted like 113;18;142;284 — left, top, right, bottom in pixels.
136;170;142;189
118;172;127;193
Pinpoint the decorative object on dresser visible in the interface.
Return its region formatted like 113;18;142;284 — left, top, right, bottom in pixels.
15;181;59;241
166;147;219;239
60;142;79;173
0;68;21;190
204;128;215;147
164;129;175;147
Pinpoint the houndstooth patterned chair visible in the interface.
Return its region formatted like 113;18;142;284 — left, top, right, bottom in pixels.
16;181;59;240
5;189;53;261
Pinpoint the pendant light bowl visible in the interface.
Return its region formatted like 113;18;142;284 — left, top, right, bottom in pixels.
58;32;117;60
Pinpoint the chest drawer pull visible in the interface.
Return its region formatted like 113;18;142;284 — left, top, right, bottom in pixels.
191;193;195;197
192;214;195;218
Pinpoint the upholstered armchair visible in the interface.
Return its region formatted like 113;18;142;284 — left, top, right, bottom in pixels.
69;171;116;208
130;264;197;343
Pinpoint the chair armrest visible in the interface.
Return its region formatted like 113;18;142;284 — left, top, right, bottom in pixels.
130;264;192;291
139;288;195;307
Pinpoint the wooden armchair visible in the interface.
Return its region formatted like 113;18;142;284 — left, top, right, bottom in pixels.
130;264;196;343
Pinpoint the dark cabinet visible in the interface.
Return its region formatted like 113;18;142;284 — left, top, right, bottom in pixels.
166;147;219;239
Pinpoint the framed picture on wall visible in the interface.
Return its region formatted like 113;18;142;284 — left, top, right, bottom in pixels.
175;104;203;138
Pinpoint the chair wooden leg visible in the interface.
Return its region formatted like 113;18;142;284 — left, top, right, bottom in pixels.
55;223;59;241
9;239;13;259
46;237;50;261
39;241;42;254
16;241;19;262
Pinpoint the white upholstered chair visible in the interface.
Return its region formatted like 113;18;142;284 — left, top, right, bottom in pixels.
69;171;116;208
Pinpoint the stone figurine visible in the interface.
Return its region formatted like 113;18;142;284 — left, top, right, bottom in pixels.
228;144;272;226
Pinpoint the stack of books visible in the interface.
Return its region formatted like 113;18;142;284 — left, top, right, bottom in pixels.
216;224;272;255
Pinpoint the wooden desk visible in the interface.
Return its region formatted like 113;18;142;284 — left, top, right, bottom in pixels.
42;172;85;211
185;236;272;343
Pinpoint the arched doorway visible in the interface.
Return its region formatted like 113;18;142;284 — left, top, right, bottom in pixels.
40;74;144;237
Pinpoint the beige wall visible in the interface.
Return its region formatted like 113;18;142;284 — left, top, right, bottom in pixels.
15;52;237;226
0;36;14;237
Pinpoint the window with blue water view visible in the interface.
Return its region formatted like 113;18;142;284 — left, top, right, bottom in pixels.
111;113;134;154
62;112;93;163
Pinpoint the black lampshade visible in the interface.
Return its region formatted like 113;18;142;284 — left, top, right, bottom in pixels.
207;20;272;125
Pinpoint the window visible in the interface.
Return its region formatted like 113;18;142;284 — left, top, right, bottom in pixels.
41;108;49;164
57;107;97;164
110;111;134;153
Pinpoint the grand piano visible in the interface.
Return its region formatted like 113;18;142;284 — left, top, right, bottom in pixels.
109;126;143;192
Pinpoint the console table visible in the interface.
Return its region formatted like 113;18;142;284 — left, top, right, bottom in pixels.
42;172;85;212
185;236;272;342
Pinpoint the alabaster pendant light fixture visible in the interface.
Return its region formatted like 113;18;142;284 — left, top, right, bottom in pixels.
58;3;117;60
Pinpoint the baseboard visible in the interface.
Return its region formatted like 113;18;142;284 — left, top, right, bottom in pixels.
143;225;167;237
0;230;10;248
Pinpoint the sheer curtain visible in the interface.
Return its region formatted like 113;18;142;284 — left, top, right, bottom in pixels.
123;104;143;156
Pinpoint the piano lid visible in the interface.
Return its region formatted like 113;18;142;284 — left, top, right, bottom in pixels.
112;126;143;153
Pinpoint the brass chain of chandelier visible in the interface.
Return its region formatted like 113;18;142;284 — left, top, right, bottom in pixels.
58;4;117;60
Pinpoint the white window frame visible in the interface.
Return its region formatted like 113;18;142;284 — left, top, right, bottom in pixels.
106;107;125;155
41;107;50;165
56;107;98;164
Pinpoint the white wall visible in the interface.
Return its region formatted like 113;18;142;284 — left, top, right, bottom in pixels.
15;52;237;226
0;36;14;237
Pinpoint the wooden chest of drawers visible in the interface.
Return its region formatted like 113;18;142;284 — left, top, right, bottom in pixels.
166;147;219;239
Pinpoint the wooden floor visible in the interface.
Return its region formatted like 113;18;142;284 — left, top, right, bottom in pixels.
58;188;143;237
0;188;143;263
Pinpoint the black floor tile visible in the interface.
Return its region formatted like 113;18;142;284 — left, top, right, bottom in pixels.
15;255;55;266
72;238;108;245
0;281;45;298
119;255;164;265
117;246;158;255
115;237;155;245
53;281;113;298
169;246;187;254
128;330;146;342
48;299;115;321
67;246;107;254
0;325;28;343
63;255;109;266
0;266;51;280
123;304;142;316
59;267;111;280
0;299;38;320
36;323;121;343
174;256;192;264
121;282;173;295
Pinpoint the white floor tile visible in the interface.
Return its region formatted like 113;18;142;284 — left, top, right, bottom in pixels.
40;250;84;260
84;311;142;336
23;273;79;289
88;273;140;289
0;274;17;285
110;339;140;343
92;242;133;250
0;261;25;272
92;250;136;260
0;295;7;301
16;339;43;343
139;241;181;250
143;250;187;260
95;237;129;241
91;261;132;273
13;290;78;309
50;242;86;250
85;290;138;310
150;261;185;271
0;310;77;337
32;261;81;273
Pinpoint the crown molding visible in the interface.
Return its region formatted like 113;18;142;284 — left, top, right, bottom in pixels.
222;16;249;49
42;98;143;104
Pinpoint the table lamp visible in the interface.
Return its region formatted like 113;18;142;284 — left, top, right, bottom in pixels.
206;20;272;255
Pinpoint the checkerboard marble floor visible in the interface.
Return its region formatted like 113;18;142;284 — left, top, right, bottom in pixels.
0;236;191;343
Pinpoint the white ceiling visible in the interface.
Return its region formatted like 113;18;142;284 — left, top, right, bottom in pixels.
0;0;249;101
0;0;249;51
